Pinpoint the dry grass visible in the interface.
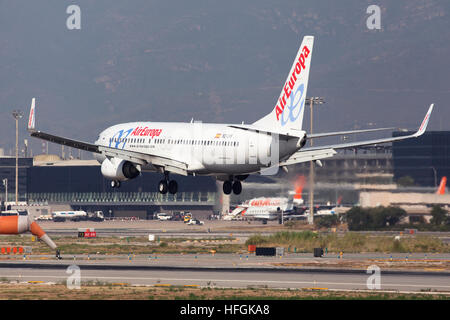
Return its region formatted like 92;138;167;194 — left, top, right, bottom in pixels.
0;234;243;255
246;232;450;253
0;283;447;300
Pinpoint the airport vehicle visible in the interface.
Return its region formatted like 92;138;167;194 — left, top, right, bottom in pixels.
52;210;87;222
156;212;172;221
52;210;104;222
187;219;204;225
183;212;193;223
27;36;434;196
304;205;336;217
170;212;186;221
88;211;104;222
35;214;53;221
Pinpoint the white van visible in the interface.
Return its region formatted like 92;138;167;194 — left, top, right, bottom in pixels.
156;212;172;221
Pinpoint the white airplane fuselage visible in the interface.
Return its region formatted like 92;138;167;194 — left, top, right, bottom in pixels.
95;122;301;176
243;197;291;220
225;196;303;221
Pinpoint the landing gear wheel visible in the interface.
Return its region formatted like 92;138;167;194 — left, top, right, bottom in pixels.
158;180;168;194
232;181;242;195
111;180;121;188
168;180;178;194
223;181;232;195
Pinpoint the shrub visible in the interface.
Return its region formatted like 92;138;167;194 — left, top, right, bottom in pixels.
315;215;340;229
245;234;270;245
345;206;406;230
430;205;447;225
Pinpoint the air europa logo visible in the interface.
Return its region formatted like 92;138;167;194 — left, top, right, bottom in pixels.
275;45;310;121
131;127;162;138
250;199;281;207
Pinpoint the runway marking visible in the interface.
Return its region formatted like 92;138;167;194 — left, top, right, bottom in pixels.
3;275;450;289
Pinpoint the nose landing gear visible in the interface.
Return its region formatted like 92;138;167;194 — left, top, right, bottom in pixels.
111;180;121;188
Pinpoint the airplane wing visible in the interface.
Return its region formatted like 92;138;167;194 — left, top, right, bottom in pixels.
228;125;394;140
30;131;100;153
306;127;395;139
303;104;433;152
27;98;189;175
279;104;434;166
279;148;337;166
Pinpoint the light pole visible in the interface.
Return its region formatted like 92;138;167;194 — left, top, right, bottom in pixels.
12;110;23;205
2;178;7;203
305;97;325;225
430;167;437;187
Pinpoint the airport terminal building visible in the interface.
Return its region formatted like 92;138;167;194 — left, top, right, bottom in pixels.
0;157;219;219
392;131;450;187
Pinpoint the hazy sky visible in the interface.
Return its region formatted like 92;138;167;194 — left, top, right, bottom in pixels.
0;0;449;157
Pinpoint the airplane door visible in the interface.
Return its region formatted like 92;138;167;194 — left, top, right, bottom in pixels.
248;133;257;165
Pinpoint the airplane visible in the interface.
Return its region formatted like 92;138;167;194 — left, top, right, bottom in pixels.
27;35;435;195
224;176;306;221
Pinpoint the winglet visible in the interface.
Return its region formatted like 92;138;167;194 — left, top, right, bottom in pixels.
414;104;434;137
28;98;36;132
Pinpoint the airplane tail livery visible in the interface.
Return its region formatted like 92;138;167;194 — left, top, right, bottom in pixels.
436;176;447;195
253;36;314;132
293;175;306;204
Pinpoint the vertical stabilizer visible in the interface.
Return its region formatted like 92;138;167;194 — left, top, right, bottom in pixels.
28;98;36;131
436;176;447;195
253;36;314;131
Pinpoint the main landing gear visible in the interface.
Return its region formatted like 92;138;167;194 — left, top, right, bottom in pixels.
158;172;178;194
223;180;242;195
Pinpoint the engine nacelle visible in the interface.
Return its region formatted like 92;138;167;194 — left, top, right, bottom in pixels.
101;158;141;181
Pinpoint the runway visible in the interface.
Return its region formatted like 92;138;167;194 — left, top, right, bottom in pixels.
0;256;449;293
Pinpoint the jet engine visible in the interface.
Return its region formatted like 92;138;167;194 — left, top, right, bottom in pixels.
101;158;141;181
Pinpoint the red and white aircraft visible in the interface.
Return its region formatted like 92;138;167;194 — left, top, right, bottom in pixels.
225;177;306;221
27;36;434;195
